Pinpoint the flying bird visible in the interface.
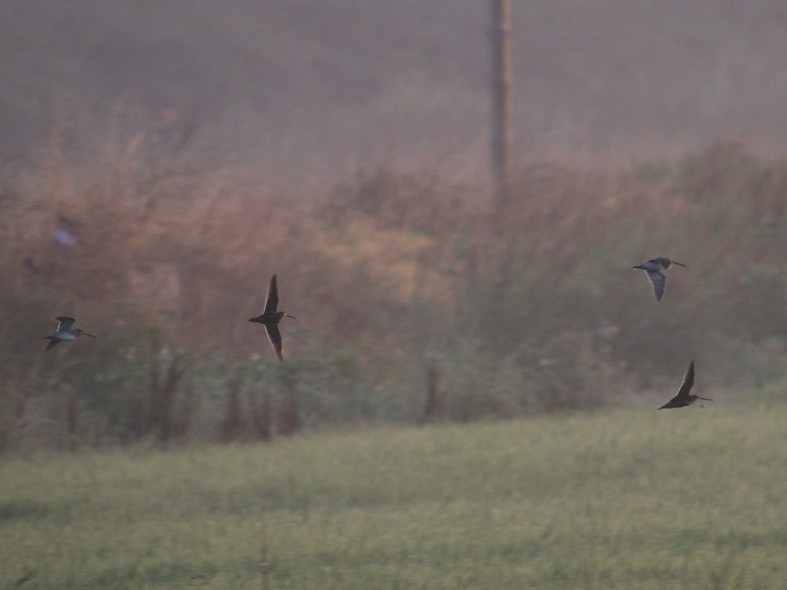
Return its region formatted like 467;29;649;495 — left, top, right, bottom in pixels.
44;316;96;351
658;361;712;409
632;257;686;302
249;274;295;361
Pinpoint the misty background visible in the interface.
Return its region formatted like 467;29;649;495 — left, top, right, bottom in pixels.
1;1;786;448
3;1;787;180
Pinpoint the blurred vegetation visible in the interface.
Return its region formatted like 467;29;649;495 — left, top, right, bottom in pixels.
1;123;785;449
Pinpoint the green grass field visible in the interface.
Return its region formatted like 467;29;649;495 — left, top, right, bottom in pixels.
1;387;786;590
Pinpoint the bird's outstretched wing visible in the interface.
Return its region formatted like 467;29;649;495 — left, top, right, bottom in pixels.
263;275;279;316
55;316;76;329
647;271;666;302
658;361;695;409
674;361;695;400
264;325;284;361
44;337;60;351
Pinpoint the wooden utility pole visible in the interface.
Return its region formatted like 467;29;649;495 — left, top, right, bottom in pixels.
490;0;513;210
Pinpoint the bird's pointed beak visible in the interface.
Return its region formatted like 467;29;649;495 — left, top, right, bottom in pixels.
697;396;713;401
673;260;687;267
84;332;97;339
285;314;296;319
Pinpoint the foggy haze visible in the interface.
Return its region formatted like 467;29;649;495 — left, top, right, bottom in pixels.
2;0;787;180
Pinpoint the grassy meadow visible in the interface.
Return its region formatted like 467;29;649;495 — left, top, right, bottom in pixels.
2;384;786;590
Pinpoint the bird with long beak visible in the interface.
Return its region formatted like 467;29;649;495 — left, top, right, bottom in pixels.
632;257;687;302
44;316;96;351
249;274;295;361
658;361;713;409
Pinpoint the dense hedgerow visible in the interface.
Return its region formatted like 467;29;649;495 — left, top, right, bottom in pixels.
1;130;785;448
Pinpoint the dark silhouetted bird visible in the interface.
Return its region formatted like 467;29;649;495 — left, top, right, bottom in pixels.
658;361;713;409
249;274;295;361
44;316;96;351
632;257;687;302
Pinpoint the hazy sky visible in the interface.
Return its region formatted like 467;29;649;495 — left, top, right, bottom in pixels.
3;0;787;180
